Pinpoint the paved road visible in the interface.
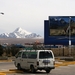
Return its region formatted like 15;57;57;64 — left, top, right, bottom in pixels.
0;61;75;75
6;65;75;75
0;61;16;71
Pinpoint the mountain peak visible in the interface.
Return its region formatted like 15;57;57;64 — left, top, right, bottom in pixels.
0;27;42;38
14;27;25;32
13;27;31;35
15;27;23;31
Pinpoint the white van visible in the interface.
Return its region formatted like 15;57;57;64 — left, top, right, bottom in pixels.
14;49;55;73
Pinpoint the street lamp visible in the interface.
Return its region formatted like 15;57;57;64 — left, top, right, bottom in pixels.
0;12;4;44
0;12;4;15
69;17;71;56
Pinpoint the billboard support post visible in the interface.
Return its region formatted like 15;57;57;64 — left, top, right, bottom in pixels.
69;17;71;56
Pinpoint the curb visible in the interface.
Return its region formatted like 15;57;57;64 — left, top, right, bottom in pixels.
55;63;68;66
55;65;60;67
9;69;18;71
9;69;23;72
55;61;75;67
0;73;6;75
63;61;75;65
0;70;23;74
0;60;12;62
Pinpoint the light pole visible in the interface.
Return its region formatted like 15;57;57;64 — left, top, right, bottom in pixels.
0;12;4;44
69;17;71;56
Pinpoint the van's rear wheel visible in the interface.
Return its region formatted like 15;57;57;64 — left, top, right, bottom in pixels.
46;69;51;73
30;66;35;73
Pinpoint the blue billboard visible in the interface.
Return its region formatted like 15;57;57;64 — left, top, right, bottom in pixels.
44;16;75;45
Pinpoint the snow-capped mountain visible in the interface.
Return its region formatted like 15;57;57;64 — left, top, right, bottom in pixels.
0;27;42;38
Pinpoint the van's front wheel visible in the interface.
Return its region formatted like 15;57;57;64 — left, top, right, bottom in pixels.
17;64;22;70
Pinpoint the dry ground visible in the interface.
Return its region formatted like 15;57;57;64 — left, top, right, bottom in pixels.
0;38;44;44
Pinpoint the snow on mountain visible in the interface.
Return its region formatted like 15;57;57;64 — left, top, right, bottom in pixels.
0;27;42;38
13;27;31;35
25;33;41;38
0;33;9;38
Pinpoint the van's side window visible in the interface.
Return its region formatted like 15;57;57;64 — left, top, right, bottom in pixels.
22;52;27;58
16;52;22;58
28;52;37;59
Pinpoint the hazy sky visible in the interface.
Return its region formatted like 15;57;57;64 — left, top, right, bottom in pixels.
0;0;75;36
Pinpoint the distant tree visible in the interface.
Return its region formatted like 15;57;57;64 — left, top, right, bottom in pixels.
0;45;3;56
33;43;38;50
6;47;11;56
11;45;19;56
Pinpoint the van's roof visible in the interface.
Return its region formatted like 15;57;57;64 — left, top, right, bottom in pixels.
19;49;52;52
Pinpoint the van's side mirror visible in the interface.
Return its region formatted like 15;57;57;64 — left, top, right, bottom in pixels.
15;55;18;58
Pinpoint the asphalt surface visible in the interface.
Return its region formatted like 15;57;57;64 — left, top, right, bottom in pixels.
0;62;16;71
0;60;75;75
6;65;75;75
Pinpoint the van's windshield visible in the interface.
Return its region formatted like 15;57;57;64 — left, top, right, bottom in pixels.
39;51;53;59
